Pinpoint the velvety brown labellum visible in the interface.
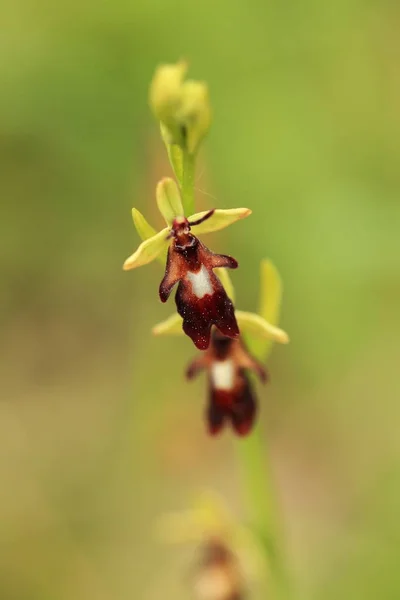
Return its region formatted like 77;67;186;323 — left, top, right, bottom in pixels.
187;330;267;436
159;215;239;350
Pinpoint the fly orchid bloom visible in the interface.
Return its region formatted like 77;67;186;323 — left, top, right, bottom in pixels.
123;177;251;349
156;491;268;598
186;330;267;436
153;259;289;435
193;539;245;600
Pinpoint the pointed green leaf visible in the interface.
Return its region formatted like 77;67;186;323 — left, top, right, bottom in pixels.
131;208;166;265
123;227;169;271
156;177;184;225
236;310;289;345
214;268;235;303
152;313;183;336
190;207;252;235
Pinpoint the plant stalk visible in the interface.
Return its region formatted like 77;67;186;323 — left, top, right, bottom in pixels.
235;425;289;599
181;150;195;216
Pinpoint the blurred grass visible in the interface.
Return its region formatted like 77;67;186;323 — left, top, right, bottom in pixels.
1;0;400;598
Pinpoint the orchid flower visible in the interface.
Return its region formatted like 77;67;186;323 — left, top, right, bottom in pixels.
186;330;267;436
123;177;252;349
156;491;269;597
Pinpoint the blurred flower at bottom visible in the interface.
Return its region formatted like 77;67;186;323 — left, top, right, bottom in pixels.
155;491;269;600
192;538;245;600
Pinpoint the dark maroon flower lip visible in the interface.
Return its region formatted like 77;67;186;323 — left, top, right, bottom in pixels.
178;289;239;350
186;331;268;436
159;213;240;349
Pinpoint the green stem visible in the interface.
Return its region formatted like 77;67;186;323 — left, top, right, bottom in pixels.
236;427;276;550
235;427;288;598
181;150;195;216
235;331;290;598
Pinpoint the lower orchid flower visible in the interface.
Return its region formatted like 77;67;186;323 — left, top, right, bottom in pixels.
123;177;251;349
193;539;245;600
156;491;269;598
187;329;267;436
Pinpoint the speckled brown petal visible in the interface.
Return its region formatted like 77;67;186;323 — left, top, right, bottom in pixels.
176;285;239;350
159;236;239;349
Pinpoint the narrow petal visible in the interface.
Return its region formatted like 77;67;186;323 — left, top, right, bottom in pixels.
235;310;289;344
156;177;184;225
159;245;182;302
152;313;183;336
190;208;252;235
123;227;169;270
214;268;235;303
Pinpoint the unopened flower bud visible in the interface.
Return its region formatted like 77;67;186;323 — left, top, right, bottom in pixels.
178;80;212;154
149;61;211;155
149;61;187;145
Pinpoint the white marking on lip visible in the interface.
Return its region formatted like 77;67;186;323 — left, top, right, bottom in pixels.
211;359;235;390
187;265;213;299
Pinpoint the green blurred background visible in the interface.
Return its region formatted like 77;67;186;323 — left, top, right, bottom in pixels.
1;0;400;598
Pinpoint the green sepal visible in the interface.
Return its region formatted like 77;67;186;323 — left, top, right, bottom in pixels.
246;260;286;360
131;208;166;266
156;178;184;225
235;310;289;345
190;207;252;235
123;227;169;270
